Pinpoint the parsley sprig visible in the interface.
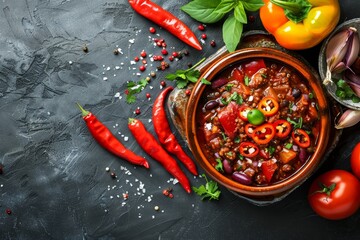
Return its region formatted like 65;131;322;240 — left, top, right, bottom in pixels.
165;58;208;89
193;174;221;201
125;79;149;104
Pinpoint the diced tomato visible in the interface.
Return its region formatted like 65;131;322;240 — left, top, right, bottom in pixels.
231;68;245;82
218;102;239;139
261;160;278;183
244;59;266;76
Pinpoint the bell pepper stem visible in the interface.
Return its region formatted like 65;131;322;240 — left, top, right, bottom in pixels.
270;0;312;23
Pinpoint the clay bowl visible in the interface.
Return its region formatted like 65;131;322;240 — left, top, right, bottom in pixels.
185;48;331;202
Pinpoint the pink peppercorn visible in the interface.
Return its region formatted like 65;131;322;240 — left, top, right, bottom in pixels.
139;65;146;72
135;108;141;115
161;49;168;55
149;27;156;33
198;24;205;31
201;33;207;40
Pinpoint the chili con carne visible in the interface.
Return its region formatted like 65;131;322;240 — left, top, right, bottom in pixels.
128;118;191;193
128;0;202;50
152;86;198;176
77;104;149;169
197;58;320;186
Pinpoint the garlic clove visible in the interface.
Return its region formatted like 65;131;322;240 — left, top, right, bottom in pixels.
326;29;351;72
335;109;360;129
326;27;359;74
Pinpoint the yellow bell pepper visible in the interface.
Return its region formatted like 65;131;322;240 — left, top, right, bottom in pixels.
260;0;340;50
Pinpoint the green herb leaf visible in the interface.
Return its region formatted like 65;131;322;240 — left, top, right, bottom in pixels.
244;75;250;86
242;0;265;12
234;2;247;24
268;145;276;156
215;158;224;172
222;15;243;52
182;0;263;53
201;78;211;85
214;0;236;14
193;174;221;201
125;79;150;104
181;0;225;24
165;58;205;89
285;142;293;149
287;117;303;129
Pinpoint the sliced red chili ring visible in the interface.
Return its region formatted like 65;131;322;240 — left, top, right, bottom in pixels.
258;96;279;117
239;141;259;158
273;119;292;138
292;129;311;148
239;105;252;121
245;123;256;138
252;123;275;145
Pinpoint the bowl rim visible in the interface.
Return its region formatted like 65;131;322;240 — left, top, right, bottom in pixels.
186;48;331;196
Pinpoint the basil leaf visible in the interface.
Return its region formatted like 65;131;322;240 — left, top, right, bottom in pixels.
234;2;247;24
214;0;236;14
222;15;243;52
181;0;225;24
241;0;264;12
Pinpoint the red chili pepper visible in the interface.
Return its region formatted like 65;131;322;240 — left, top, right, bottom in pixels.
77;104;149;169
128;0;202;51
292;129;311;148
258;96;279;117
252;123;275;145
128;118;191;193
273;119;292;138
239;142;259;158
153;86;198;176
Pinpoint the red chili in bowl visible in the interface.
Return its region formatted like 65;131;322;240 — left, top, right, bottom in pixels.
197;58;320;186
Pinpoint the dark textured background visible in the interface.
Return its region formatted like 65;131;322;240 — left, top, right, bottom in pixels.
0;0;359;239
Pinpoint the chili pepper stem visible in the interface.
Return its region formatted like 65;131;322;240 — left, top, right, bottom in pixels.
76;103;90;117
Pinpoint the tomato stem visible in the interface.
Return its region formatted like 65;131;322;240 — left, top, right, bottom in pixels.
312;182;336;196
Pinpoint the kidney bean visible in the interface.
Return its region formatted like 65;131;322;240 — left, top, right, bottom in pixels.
299;148;308;163
223;159;233;174
204;100;219;110
211;78;228;89
231;171;252;185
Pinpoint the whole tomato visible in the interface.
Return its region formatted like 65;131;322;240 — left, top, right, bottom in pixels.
351;142;360;179
308;170;360;220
